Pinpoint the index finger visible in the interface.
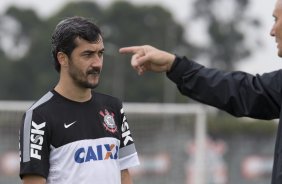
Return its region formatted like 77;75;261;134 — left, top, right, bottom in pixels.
119;46;142;54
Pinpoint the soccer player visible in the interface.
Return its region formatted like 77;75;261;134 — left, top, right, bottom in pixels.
119;0;282;183
19;16;139;184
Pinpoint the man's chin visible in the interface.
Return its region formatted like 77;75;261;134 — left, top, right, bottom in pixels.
277;47;282;57
79;82;99;89
88;83;99;89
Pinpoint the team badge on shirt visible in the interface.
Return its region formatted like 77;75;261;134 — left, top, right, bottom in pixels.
99;109;117;133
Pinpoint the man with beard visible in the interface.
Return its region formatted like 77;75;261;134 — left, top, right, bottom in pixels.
19;16;139;184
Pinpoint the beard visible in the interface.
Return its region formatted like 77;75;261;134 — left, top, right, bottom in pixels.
68;62;101;89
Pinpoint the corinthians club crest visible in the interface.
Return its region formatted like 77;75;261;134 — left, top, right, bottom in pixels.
99;109;117;133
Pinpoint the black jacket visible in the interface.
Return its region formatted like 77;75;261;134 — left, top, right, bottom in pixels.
167;56;282;184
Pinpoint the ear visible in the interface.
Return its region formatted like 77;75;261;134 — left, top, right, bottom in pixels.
57;52;69;68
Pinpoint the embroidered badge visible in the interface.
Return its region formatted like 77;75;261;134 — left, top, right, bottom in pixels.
99;109;117;133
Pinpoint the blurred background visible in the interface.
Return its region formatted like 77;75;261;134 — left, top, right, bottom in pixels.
0;0;279;183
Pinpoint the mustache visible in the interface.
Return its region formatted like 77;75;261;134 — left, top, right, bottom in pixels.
87;67;101;75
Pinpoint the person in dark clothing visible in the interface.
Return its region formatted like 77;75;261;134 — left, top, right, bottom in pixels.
119;1;282;183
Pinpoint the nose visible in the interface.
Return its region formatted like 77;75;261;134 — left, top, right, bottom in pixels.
270;24;275;37
91;54;103;67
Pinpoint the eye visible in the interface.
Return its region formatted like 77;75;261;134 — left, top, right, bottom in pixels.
98;50;104;57
84;53;91;57
82;52;94;58
273;16;278;22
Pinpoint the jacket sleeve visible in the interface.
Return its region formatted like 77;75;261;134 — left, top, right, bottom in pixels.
167;56;282;120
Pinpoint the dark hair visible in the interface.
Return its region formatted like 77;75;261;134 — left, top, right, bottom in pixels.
51;16;102;72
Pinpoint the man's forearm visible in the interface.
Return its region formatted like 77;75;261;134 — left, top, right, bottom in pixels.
121;169;133;184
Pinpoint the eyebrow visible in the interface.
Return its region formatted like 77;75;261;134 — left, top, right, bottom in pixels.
81;48;105;55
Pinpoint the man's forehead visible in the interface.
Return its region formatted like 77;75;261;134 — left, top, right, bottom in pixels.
273;0;282;15
75;37;104;48
276;0;282;7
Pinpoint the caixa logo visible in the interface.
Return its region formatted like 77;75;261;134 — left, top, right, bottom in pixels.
74;144;119;163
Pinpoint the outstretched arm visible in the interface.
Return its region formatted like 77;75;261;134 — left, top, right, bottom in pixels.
120;45;282;120
119;45;175;75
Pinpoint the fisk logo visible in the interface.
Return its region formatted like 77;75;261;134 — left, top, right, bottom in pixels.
74;144;119;163
30;121;46;160
121;108;133;146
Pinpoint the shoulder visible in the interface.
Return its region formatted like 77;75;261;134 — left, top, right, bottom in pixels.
26;90;62;114
27;91;54;112
22;91;56;129
93;92;122;105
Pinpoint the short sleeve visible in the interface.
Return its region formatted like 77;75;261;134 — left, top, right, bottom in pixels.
19;109;50;179
118;103;140;170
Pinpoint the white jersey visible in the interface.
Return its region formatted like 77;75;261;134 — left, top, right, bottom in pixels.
19;90;139;184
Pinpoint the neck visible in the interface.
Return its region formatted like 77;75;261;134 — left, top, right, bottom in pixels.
55;78;92;102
